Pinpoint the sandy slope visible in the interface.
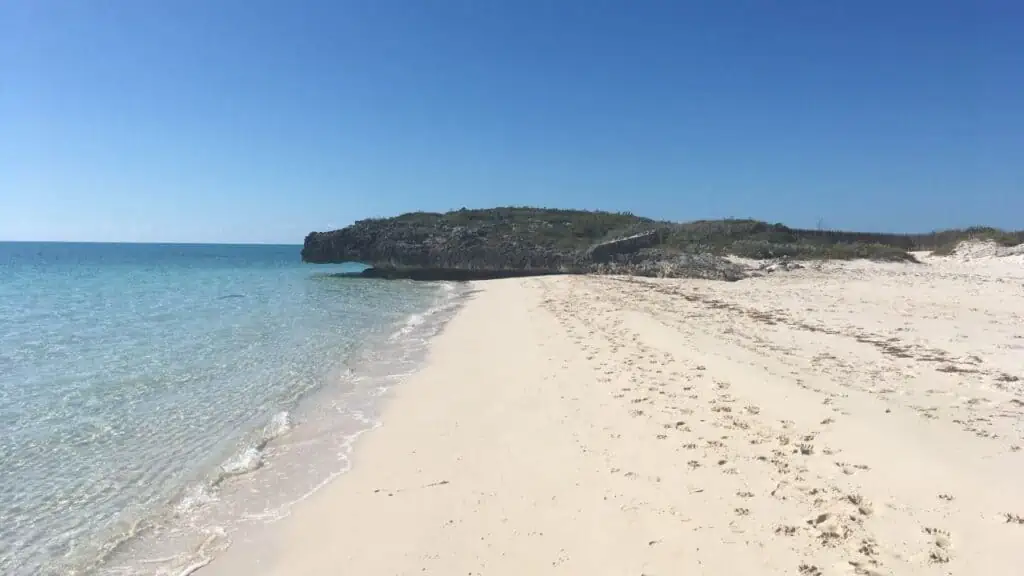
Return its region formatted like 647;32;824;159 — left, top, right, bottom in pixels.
203;258;1024;575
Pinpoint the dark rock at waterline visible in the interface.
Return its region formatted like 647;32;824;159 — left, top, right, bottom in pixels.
358;267;571;281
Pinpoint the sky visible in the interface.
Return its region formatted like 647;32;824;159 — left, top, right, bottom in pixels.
1;1;1021;243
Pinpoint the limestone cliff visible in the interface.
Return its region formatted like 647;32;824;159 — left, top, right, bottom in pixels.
301;207;745;281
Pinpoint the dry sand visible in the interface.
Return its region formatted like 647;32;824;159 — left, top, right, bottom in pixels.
204;251;1024;575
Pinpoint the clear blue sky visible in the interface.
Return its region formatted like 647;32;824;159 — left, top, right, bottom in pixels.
1;1;1021;243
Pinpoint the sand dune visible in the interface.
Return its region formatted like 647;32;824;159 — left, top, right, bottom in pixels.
203;257;1024;575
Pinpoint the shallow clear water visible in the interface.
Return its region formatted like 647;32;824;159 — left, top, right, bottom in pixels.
0;243;456;575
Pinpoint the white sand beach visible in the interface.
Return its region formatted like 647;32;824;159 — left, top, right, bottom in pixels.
203;249;1024;575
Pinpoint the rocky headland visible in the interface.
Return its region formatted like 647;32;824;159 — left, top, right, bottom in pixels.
301;207;1022;281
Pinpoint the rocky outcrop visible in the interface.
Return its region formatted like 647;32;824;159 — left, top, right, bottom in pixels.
301;209;747;281
588;229;666;262
594;250;749;281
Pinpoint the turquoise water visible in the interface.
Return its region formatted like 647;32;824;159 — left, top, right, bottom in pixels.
0;243;458;575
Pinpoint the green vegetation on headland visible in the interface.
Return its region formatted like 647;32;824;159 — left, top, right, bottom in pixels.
301;207;1022;281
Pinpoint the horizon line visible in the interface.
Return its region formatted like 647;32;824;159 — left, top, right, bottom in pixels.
0;240;304;247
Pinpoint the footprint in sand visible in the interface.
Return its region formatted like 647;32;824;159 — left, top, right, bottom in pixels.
924;526;951;545
835;461;870;475
846;493;874;517
775;525;799;536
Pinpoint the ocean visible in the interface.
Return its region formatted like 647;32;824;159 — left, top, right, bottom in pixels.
0;242;462;575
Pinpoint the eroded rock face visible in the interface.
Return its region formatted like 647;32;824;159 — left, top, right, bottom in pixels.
302;216;582;270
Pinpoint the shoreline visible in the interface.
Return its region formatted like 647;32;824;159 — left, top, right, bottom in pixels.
203;259;1023;575
78;280;465;576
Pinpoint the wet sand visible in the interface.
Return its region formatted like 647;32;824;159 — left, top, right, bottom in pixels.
202;254;1024;575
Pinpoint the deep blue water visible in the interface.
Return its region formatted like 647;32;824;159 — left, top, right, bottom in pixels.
0;242;451;575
